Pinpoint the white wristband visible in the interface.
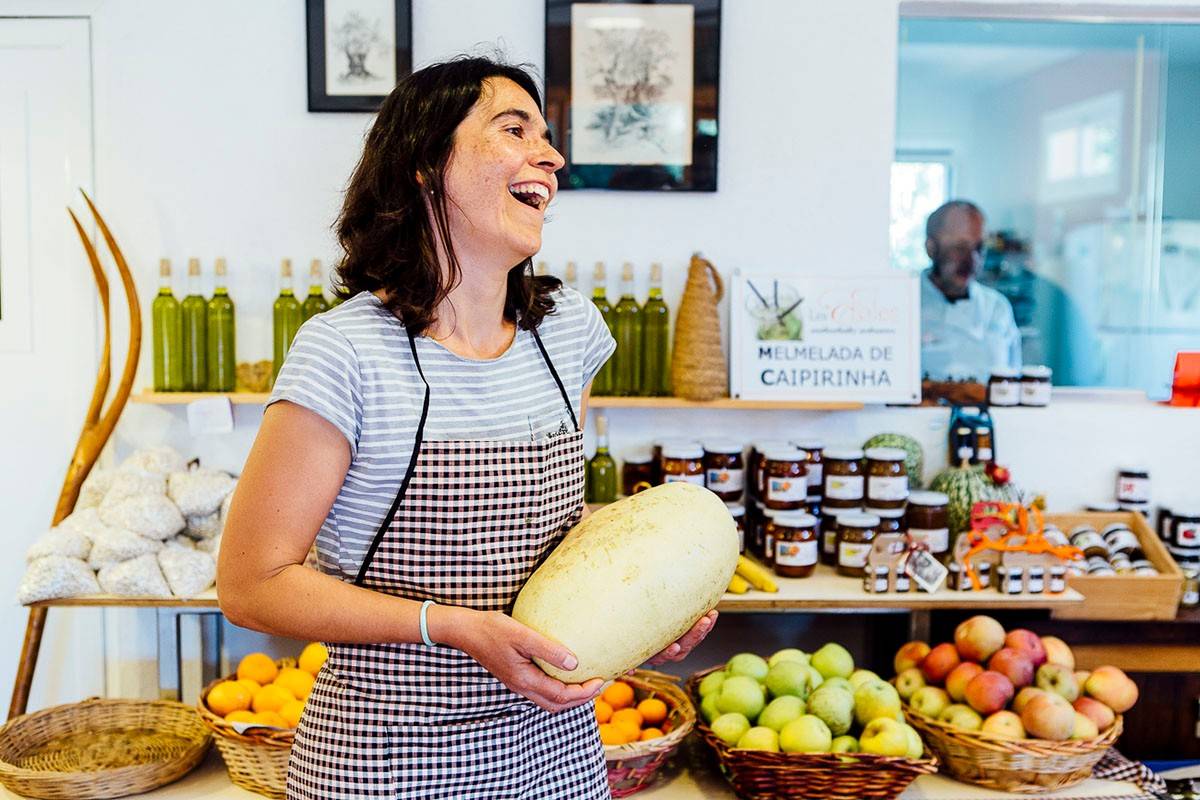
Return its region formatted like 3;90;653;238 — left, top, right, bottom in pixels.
419;600;436;647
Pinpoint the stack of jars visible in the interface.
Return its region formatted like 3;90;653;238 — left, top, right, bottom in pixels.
1066;521;1160;577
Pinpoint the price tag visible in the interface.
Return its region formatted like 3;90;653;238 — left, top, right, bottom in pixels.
187;396;234;436
906;550;949;594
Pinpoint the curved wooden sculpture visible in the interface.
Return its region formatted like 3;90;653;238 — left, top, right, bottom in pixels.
9;190;141;719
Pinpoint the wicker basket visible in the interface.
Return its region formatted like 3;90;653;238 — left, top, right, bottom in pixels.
197;674;294;799
604;669;696;797
905;706;1122;793
0;698;210;800
688;667;937;800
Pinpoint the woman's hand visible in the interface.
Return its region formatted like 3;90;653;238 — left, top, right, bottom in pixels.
645;609;719;666
443;607;603;713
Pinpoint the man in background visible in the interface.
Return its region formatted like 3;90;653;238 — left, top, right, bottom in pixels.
919;200;1022;381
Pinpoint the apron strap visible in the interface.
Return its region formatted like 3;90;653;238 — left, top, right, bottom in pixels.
530;325;580;432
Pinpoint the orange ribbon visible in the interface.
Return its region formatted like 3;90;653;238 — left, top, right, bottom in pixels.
961;502;1083;591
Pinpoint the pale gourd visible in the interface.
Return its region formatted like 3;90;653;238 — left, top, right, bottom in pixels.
512;482;739;682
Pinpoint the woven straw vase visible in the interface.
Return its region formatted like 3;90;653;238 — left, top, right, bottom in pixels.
671;253;728;401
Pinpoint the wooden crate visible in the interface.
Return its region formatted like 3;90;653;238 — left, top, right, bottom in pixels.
1048;512;1183;620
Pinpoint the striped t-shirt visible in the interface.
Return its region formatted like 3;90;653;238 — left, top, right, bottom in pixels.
267;289;616;580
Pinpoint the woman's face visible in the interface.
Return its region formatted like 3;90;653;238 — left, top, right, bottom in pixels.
440;77;564;272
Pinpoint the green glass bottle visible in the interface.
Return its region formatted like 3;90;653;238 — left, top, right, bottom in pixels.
590;262;615;396
301;258;330;322
611;262;642;397
272;258;303;385
180;258;208;391
205;257;236;392
585;414;618;504
639;261;671;397
151;258;184;392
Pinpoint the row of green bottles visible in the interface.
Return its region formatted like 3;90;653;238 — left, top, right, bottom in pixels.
585;413;618;503
272;259;303;385
588;261;671;397
206;258;237;391
152;258;236;392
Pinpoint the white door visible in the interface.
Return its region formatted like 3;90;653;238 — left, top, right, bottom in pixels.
0;17;103;711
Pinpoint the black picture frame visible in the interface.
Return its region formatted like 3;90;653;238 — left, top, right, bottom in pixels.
306;0;412;113
544;0;721;192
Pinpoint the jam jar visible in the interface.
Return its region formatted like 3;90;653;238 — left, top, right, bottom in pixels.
907;491;950;563
653;438;695;485
793;439;825;498
662;443;705;486
760;506;781;566
823;449;865;509
988;368;1021;407
621;450;654;497
749;439;788;501
821;507;859;566
1172;510;1200;549
1102;524;1141;558
727;502;746;554
703;440;745;502
864;447;908;509
771;511;819;578
1069;526;1110;559
866;506;906;535
836;512;881;578
764;447;809;511
1116;468;1150;506
1020;365;1052;406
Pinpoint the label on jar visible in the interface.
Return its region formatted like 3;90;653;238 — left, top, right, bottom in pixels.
707;468;744;494
1021;381;1052;405
665;473;705;486
823;527;837;555
825;474;864;501
806;464;823;489
1103;529;1140;554
776;539;818;567
838;542;872;568
909;527;949;553
767;476;807;503
989;381;1020;406
1071;531;1106;552
1177;521;1200;547
867;475;908;502
976;447;993;462
1117;476;1150;504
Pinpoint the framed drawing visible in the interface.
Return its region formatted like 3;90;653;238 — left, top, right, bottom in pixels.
306;0;412;112
545;0;721;191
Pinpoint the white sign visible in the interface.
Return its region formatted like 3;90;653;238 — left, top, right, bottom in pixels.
729;271;920;403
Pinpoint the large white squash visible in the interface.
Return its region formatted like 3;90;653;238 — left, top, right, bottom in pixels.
512;482;739;682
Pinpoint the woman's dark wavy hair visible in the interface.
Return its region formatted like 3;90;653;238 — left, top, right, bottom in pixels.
333;56;561;335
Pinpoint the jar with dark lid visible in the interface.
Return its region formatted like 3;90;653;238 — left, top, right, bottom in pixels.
821;507;859;565
1171;510;1200;549
866;506;906;535
748;501;767;558
836;512;880;577
761;506;781;566
823;449;865;509
662;443;705;486
771;511;819;578
749;439;788;501
621;450;654;497
794;439;825;497
1020;365;1052;406
653;438;694;485
988;368;1021;407
764;447;808;511
1069;526;1110;560
864;447;908;509
1086;556;1116;576
1116;467;1150;506
727;502;746;554
1103;524;1141;557
907;491;950;562
1108;552;1133;573
703;440;745;502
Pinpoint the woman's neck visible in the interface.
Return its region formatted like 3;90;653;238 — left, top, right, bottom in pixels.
427;261;515;359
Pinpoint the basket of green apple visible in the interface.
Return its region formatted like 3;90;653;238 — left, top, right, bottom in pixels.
893;615;1131;794
687;644;938;800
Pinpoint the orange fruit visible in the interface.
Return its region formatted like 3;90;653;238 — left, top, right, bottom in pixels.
637;698;668;726
251;710;287;728
206;680;252;717
252;683;294;713
279;699;305;728
236;678;261;695
613;719;641;742
594;699;613;724
640;727;664;741
611;708;643;730
237;653;278;685
598;723;630;745
298;642;328;676
274;667;315;700
224;710;256;724
601;681;635;710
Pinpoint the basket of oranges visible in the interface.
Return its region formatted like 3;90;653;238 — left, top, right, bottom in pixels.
597;670;696;797
195;642;327;799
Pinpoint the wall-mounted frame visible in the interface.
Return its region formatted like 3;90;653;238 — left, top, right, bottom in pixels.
306;0;412;113
544;0;721;191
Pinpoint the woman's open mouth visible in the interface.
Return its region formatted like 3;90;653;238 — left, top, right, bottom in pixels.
508;181;549;211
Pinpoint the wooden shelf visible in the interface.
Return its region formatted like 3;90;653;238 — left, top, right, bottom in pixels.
590;396;864;411
28;588;219;609
132;390;269;405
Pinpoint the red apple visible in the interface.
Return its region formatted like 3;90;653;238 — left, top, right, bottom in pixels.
894;641;931;674
1073;696;1116;731
954;616;1007;663
1013;686;1048;714
988;647;1036;688
1084;666;1138;713
1021;694;1076;741
921;643;961;684
1003;629;1047;667
1041;636;1075;669
945;662;984;702
964;671;1015;716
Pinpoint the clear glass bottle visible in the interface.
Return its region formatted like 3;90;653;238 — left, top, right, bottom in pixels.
612;262;642;396
151;258;183;392
272;258;303;385
180;258;208;391
590;262;614;395
639;262;670;396
301;258;330;322
586;414;618;504
205;257;236;392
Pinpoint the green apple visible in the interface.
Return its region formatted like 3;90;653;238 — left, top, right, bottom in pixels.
735;726;780;752
938;703;983;732
711;712;751;746
806;685;855;736
768;648;810;668
701;693;721;723
805;665;825;694
848;669;881;689
698;670;728;698
716;676;765;720
811;643;855;680
759;696;806;732
902;724;925;759
853;680;902;727
859;718;910;756
727;653;770;681
909;686;951;719
765;661;809;699
831;735;860;754
821;677;852;694
779;715;833;753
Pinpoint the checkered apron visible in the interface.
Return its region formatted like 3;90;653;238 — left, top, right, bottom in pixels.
287;326;608;800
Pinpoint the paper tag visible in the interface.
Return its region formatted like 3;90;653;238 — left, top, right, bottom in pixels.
187;396;234;436
906;550;949;593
